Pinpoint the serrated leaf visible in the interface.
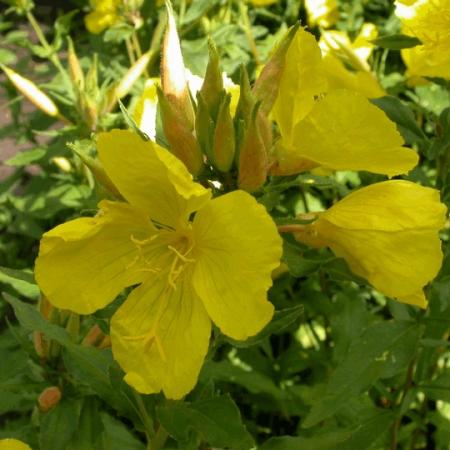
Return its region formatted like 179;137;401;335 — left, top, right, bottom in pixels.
157;394;254;450
303;321;421;428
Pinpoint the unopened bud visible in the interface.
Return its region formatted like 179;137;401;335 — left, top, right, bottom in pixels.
161;1;195;127
52;157;72;173
212;93;235;172
2;66;59;117
38;387;61;412
81;324;104;347
199;41;223;116
238;103;269;192
67;38;84;90
158;87;204;175
116;51;152;99
33;331;46;358
252;23;299;115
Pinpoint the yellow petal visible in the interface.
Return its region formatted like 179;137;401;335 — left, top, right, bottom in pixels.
111;277;211;399
98;130;211;228
273;28;328;142
192;191;282;340
322;180;447;231
133;78;160;140
35;201;153;314
278;90;418;176
0;440;31;450
322;54;385;98
295;181;447;307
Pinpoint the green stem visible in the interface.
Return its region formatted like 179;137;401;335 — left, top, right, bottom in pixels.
237;0;260;66
149;426;169;450
133;392;155;442
26;11;73;94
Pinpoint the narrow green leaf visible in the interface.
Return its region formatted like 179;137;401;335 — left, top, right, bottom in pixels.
371;34;422;50
259;430;352;450
0;267;40;299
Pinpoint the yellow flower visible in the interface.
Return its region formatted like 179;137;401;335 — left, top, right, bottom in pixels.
0;440;31;450
319;24;385;97
305;0;339;28
395;0;450;80
294;180;447;308
35;130;282;399
272;28;418;176
85;0;120;34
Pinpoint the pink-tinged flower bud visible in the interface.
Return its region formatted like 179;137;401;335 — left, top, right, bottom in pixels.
161;1;195;127
38;387;62;412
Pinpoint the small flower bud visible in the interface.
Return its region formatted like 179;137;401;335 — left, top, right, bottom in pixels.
2;65;59;117
157;87;204;175
116;51;152;99
212;93;235;172
238;103;269;192
252;23;299;115
38;387;62;412
67;38;84;90
161;1;195;127
82;324;104;347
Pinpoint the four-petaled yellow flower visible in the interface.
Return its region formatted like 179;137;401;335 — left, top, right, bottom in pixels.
35;130;282;399
395;0;450;81
0;439;31;450
272;28;419;176
85;0;120;34
294;180;447;308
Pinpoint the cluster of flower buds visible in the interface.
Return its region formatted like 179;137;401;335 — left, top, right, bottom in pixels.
157;4;298;191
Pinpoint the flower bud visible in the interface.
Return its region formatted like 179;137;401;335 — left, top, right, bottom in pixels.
116;51;152;99
212;93;235;172
157;87;204;175
161;0;195;127
238;103;269;192
82;324;104;346
38;386;62;412
67;38;84;90
2;65;59;117
252;23;299;115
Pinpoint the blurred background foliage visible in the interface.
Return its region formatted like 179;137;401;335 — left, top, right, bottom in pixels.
0;0;450;449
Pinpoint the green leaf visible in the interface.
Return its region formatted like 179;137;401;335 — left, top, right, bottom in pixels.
371;96;427;144
182;0;221;25
68;397;105;450
0;267;40;299
303;321;421;428
157;394;254;450
259;430;352;450
39;398;79;450
101;413;146;450
5;147;46;166
419;370;450;402
371;34;422;49
3;293;71;346
228;305;303;348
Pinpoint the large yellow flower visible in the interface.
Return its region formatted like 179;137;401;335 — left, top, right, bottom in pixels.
35;130;282;399
294;180;447;307
272;28;418;176
85;0;120;34
0;440;31;450
395;0;450;80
